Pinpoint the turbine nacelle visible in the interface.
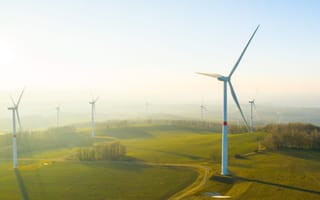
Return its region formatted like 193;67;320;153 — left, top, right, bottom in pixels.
217;76;229;82
89;97;99;105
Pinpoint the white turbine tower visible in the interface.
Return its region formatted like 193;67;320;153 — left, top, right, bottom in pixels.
89;97;99;138
249;99;255;132
56;106;60;127
197;25;259;175
8;88;25;169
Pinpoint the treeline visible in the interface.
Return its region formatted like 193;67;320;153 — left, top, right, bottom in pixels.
77;142;126;161
262;123;320;150
0;126;93;157
96;119;248;134
153;120;222;132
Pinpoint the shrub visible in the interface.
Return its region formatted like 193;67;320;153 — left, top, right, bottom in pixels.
77;142;126;161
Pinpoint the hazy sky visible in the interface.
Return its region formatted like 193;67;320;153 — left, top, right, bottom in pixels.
0;0;319;114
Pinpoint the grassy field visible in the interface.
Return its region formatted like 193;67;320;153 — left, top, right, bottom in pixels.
95;123;320;199
184;152;320;200
96;124;265;164
227;150;320;200
0;160;197;200
0;122;319;199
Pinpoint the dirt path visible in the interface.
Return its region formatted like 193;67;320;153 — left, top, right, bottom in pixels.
160;163;211;199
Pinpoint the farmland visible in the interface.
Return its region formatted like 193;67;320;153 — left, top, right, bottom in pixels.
0;121;319;199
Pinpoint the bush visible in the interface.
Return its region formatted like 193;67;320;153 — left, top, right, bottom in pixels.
262;123;320;150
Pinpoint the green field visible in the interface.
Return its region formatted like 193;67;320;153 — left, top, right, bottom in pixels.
0;160;197;200
96;124;265;164
0;122;319;199
188;150;320;200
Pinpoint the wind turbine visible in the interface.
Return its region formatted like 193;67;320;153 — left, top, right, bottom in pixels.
56;106;60;127
89;97;99;138
249;99;255;132
196;25;259;175
200;99;208;121
8;87;25;169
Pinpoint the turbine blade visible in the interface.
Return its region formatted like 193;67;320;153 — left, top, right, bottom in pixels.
16;109;22;131
10;96;16;106
195;72;222;78
229;25;260;77
94;96;99;103
16;87;26;107
228;81;249;131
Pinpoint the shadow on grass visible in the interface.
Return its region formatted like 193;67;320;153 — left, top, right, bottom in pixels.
155;149;205;161
15;169;29;200
235;176;320;195
211;175;235;184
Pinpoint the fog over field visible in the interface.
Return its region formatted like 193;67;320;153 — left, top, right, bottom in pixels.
0;95;319;132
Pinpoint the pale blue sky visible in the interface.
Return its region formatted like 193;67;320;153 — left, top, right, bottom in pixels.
0;0;319;109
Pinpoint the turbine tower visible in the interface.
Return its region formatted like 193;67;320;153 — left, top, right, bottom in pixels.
249;99;255;132
89;97;99;138
56;106;60;127
8;87;25;169
197;25;259;175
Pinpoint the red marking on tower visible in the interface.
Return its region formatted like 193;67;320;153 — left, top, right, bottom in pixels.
13;134;16;138
223;121;228;126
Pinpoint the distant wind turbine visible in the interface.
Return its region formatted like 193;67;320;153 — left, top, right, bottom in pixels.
8;87;25;169
196;25;259;175
56;106;60;127
89;97;99;138
200;99;208;121
249;99;255;132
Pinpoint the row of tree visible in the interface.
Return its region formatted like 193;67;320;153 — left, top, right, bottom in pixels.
0;126;93;157
77;142;126;161
97;119;249;134
262;123;320;150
